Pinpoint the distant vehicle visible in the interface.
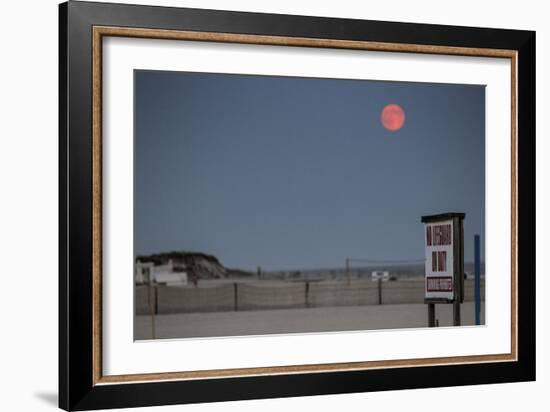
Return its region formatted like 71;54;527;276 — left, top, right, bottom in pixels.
371;271;390;282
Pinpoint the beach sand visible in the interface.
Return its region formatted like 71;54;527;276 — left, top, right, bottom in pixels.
135;302;485;340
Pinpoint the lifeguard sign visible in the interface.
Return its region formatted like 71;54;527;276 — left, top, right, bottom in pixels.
421;213;465;304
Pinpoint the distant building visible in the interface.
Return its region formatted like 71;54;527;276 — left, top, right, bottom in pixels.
135;261;154;284
135;259;188;286
154;271;188;287
136;251;226;285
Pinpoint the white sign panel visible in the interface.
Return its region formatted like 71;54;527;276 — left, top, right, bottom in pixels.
424;220;454;300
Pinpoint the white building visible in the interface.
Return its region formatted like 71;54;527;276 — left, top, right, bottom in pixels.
135;259;188;286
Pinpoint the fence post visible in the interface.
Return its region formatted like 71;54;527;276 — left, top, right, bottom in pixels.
148;282;156;339
305;281;310;308
234;282;238;311
154;285;158;314
378;278;382;305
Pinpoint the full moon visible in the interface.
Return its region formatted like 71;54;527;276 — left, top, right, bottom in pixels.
381;104;405;131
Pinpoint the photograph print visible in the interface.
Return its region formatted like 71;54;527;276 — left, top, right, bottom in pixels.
133;70;486;340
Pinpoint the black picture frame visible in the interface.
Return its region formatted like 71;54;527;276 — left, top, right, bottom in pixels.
59;1;535;410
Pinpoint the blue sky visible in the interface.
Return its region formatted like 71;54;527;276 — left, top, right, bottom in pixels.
134;70;485;271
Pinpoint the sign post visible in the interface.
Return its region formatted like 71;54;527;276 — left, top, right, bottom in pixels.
421;213;465;327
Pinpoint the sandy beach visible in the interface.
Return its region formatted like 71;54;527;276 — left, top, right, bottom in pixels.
135;301;485;340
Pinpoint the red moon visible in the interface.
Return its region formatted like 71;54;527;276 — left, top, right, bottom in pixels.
381;104;405;131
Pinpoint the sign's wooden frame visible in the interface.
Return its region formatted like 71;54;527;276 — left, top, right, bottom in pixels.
422;213;465;303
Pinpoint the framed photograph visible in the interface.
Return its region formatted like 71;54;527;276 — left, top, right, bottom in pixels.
59;1;535;410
